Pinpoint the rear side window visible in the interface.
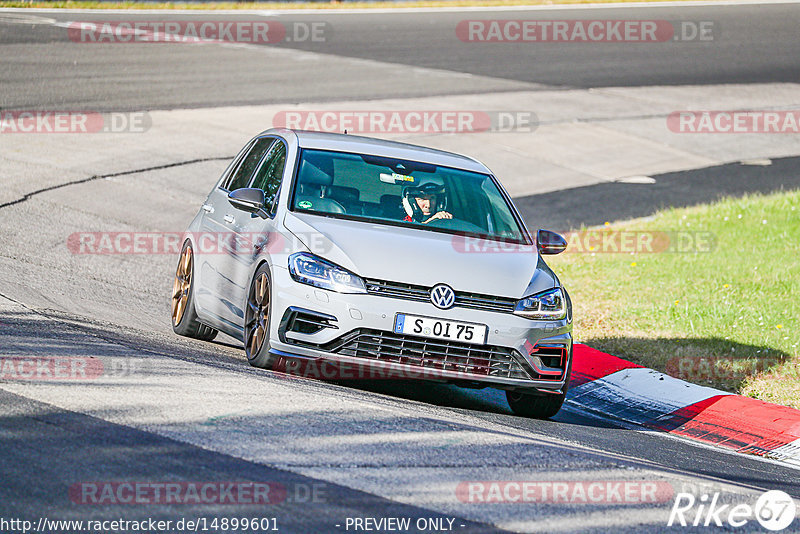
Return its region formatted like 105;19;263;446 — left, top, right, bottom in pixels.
251;141;287;215
224;137;274;191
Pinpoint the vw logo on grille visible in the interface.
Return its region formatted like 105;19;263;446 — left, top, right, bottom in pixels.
430;284;456;309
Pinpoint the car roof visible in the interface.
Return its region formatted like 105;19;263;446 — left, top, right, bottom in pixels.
262;128;491;174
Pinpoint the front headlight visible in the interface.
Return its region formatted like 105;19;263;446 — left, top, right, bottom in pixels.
514;287;566;320
288;252;367;294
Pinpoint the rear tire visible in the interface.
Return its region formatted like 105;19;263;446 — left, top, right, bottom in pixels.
171;241;217;341
244;263;278;369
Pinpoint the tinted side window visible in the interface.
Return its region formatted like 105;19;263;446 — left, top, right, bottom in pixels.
251;141;286;214
217;139;253;190
224;137;274;191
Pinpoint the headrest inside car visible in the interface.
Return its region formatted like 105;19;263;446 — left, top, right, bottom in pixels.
299;159;334;186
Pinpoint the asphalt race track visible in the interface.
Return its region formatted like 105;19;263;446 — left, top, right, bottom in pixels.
1;2;800;532
2;3;800;110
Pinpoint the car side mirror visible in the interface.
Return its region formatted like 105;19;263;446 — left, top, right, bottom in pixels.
537;229;567;255
228;188;268;219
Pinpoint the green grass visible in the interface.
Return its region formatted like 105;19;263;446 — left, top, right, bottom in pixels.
547;189;800;408
0;0;736;9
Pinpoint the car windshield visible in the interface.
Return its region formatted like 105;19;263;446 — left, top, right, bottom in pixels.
291;148;528;244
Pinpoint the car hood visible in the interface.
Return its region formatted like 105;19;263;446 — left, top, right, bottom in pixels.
283;212;556;298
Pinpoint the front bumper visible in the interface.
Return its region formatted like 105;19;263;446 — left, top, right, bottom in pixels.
269;265;573;393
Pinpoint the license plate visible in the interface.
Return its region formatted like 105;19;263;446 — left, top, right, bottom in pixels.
393;314;488;345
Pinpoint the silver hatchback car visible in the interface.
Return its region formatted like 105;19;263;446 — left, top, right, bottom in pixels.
172;129;573;418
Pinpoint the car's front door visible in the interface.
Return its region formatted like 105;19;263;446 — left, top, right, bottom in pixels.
198;136;275;330
222;138;288;330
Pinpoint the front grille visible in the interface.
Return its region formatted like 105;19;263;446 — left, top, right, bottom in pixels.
322;329;532;380
456;292;517;313
364;279;517;314
364;279;429;302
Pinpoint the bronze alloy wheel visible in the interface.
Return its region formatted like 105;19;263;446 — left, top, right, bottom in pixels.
246;272;270;358
172;245;193;327
170;241;217;341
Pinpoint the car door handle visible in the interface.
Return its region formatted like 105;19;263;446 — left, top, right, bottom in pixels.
224;214;235;224
202;204;214;213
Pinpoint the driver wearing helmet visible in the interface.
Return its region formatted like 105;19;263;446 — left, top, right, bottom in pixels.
402;182;453;224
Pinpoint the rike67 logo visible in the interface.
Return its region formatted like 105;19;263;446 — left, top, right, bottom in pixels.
669;490;796;531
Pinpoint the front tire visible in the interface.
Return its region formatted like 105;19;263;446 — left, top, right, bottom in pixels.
171;241;217;341
507;345;573;418
506;389;566;419
244;264;277;369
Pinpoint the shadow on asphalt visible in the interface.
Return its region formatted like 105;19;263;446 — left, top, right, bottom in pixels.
2;308;791;430
515;156;800;231
0;389;502;533
326;378;627;431
208;338;242;350
581;336;792;395
5;308;800;502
